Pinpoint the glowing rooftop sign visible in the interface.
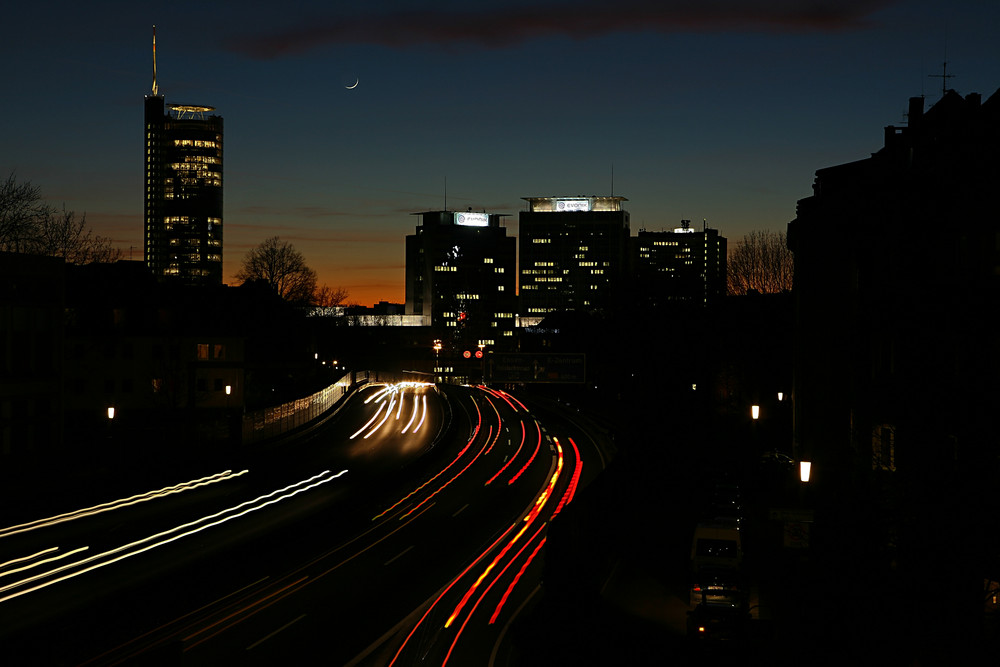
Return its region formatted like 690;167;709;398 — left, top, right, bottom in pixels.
455;212;489;227
555;199;591;212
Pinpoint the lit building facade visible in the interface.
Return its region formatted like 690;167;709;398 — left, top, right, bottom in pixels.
405;211;517;350
518;196;630;319
143;85;223;285
633;220;727;307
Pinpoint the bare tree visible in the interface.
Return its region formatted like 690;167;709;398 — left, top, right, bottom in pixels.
0;172;49;253
235;236;317;305
32;207;122;264
0;171;121;263
313;284;349;308
727;229;794;295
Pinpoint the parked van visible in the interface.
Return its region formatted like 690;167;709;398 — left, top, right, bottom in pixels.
690;520;742;573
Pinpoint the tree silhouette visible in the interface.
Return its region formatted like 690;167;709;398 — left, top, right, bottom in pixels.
313;284;350;308
0;171;121;263
727;229;793;295
235;236;317;305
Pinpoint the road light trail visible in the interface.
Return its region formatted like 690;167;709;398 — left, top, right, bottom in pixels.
0;469;248;539
401;393;420;434
0;546;90;580
0;470;348;605
444;525;547;666
351;399;388;439
0;547;60;572
486;419;526;486
364;396;396;439
508;420;543;485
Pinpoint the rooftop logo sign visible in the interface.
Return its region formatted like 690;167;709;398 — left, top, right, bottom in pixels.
455;212;489;227
555;199;591;212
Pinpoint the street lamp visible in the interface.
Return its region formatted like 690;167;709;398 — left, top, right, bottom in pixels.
777;391;784;401
107;406;115;420
751;404;760;420
800;460;812;483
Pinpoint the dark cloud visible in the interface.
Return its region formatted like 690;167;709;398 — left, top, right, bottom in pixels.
225;1;893;59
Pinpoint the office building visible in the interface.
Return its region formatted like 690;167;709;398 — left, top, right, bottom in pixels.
633;220;727;308
143;30;224;285
518;196;630;319
405;210;517;351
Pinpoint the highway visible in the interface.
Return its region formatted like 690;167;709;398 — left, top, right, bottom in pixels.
0;381;611;666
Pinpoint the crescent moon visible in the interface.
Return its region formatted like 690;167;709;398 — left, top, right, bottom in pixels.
345;78;359;89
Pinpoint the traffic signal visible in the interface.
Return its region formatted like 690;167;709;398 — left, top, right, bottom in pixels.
463;350;472;359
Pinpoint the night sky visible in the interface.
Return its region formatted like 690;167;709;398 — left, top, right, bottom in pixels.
3;1;998;306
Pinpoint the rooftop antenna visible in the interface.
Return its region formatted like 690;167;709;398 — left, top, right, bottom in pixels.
151;25;159;96
610;163;614;197
929;61;954;98
928;30;953;99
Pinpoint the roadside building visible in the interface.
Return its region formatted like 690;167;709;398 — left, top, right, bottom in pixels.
404;210;517;354
518;196;630;321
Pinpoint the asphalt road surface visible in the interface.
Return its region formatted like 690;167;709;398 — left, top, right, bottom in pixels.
0;381;611;666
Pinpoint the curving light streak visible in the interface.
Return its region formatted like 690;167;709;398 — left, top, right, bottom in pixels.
364;396;396;439
480;394;502;456
388;521;522;667
350;399;388;439
497;388;529;412
508;420;543;485
402;394;420;433
446;440;564;629
411;394;427;433
0;547;60;572
0;470;348;605
363;384;393;405
441;523;545;667
478;385;518;413
401;393;419;434
524;439;563;525
0;469;248;540
486;419;526;486
552;437;582;519
389;417;567;666
489;534;547;625
373;397;481;521
355;383;433;439
0;546;90;580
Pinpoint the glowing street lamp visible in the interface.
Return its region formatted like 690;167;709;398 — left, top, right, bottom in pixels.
751;404;760;420
777;391;784;401
225;385;232;396
107;406;115;420
800;461;812;483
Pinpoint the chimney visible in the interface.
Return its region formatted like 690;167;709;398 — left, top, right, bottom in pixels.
908;96;924;130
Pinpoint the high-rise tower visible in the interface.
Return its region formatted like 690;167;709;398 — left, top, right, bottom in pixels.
143;27;224;285
518;195;630;319
405;210;517;350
